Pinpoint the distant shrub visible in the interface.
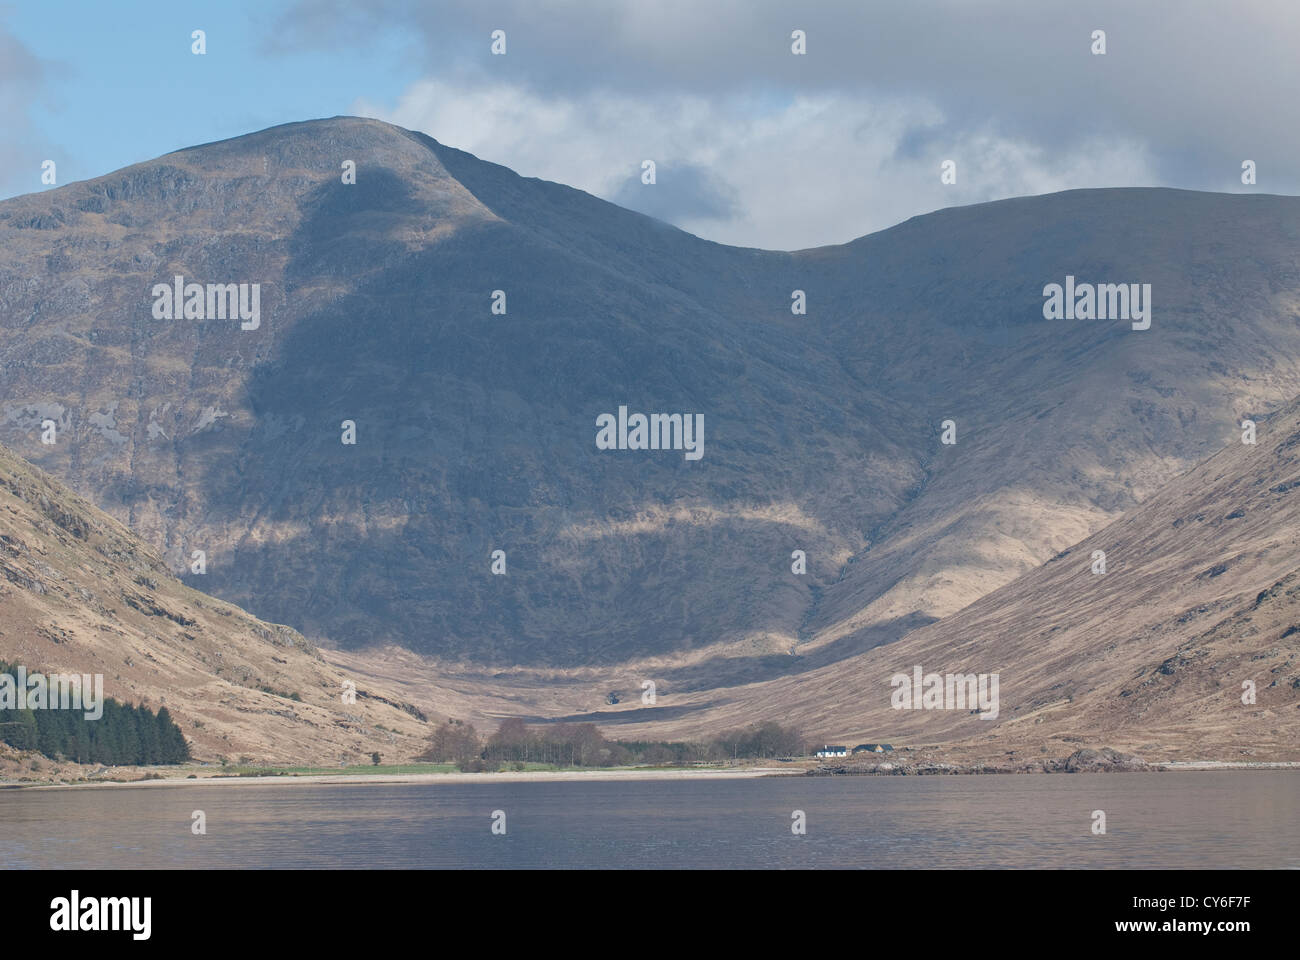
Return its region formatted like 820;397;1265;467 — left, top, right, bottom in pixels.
455;757;500;773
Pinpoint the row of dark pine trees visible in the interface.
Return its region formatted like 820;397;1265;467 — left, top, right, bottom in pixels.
0;666;190;765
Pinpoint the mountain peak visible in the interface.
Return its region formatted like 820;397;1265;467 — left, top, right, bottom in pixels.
167;115;450;175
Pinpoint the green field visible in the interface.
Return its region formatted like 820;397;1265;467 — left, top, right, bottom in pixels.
213;761;581;777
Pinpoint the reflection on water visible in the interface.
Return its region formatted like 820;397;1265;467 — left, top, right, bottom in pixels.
1;771;1296;869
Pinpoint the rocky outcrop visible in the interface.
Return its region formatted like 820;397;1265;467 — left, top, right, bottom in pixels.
807;747;1159;775
1046;748;1154;773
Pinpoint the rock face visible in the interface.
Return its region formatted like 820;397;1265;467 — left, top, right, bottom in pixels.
5;117;1300;677
1050;748;1151;773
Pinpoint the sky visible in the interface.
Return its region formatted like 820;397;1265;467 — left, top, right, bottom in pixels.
4;0;1298;250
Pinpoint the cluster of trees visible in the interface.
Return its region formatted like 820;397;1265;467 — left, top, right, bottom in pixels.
0;701;191;765
712;721;806;760
0;681;190;766
417;718;807;770
418;718;486;769
483;719;626;768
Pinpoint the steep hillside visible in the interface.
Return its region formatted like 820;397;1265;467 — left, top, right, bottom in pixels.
582;394;1300;762
0;442;428;765
796;187;1300;653
4;117;1300;678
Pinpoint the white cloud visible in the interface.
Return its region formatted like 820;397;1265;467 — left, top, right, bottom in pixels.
356;79;1158;250
282;0;1300;247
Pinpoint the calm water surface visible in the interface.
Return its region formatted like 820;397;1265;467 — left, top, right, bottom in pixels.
1;772;1296;868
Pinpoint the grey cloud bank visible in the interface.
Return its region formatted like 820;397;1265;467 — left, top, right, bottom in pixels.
273;0;1300;247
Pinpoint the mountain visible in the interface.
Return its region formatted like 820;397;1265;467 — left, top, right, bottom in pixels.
0;441;428;766
4;116;1300;685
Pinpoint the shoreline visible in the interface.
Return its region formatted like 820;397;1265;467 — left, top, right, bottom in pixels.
4;759;1299;791
7;766;805;791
